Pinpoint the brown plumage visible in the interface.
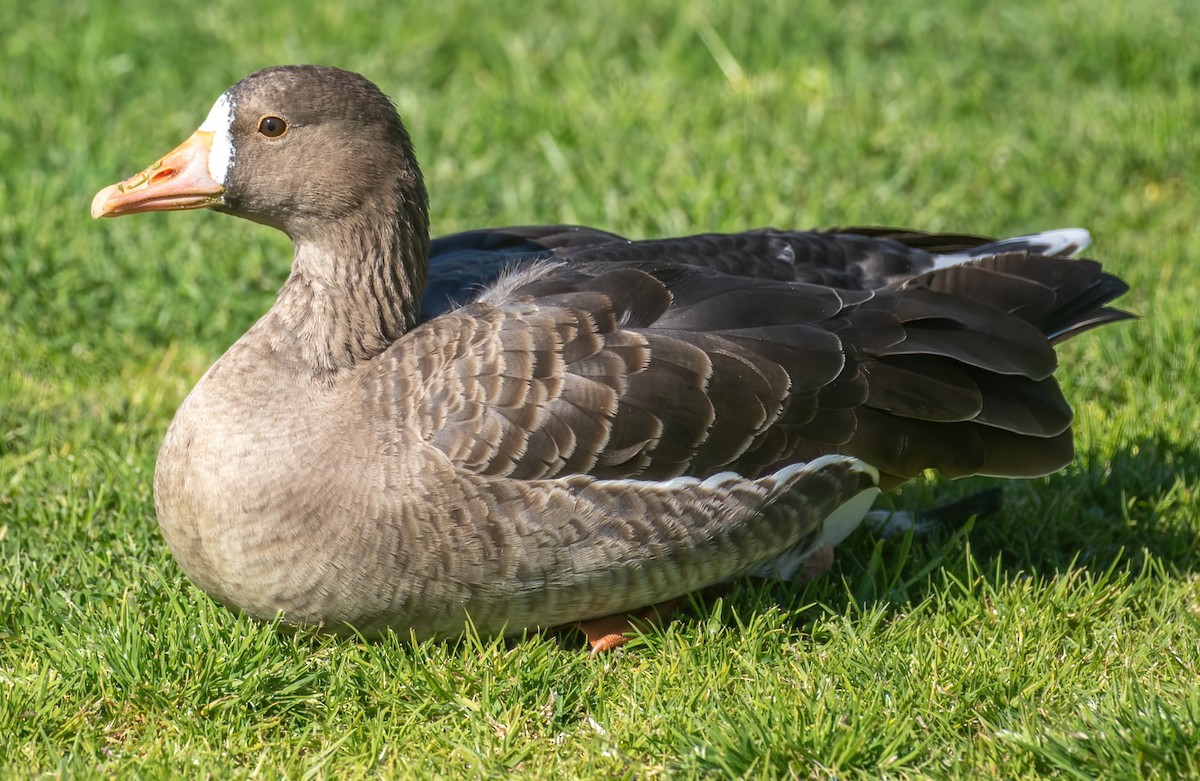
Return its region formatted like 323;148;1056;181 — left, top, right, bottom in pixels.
91;65;1131;646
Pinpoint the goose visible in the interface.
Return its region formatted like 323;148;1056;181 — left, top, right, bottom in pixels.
92;65;1131;652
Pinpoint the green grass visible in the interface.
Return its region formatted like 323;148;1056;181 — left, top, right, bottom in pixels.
2;0;1198;777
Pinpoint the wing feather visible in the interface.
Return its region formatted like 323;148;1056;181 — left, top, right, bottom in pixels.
390;238;1127;486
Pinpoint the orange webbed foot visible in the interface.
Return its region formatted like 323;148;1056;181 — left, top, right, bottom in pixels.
578;598;682;654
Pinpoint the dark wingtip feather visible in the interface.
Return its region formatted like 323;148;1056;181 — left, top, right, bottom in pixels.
911;253;1134;345
1044;271;1136;343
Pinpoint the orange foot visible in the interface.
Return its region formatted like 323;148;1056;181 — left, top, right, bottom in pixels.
578;598;682;654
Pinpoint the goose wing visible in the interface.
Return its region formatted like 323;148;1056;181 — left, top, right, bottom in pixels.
388;247;1129;488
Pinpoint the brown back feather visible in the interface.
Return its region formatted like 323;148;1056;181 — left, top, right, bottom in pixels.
399;250;1128;487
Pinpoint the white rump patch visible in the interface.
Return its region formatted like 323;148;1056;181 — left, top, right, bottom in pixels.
930;227;1094;270
199;92;235;185
1030;227;1093;257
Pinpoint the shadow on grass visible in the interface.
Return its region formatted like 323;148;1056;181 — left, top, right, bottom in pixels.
962;434;1200;576
660;433;1200;642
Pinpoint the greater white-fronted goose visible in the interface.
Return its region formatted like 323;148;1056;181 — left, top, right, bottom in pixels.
92;66;1131;652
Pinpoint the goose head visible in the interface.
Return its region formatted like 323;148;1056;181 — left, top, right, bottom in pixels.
92;65;428;244
92;66;433;362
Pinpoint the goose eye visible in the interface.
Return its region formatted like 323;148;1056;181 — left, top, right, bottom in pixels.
257;116;287;138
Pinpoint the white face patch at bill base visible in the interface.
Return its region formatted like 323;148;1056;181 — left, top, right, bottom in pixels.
198;92;235;185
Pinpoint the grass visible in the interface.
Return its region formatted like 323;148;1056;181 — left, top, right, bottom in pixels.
2;0;1198;777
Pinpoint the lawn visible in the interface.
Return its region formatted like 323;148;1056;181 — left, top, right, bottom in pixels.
2;0;1198;777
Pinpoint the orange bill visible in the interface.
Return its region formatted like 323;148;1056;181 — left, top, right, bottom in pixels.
91;130;224;219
